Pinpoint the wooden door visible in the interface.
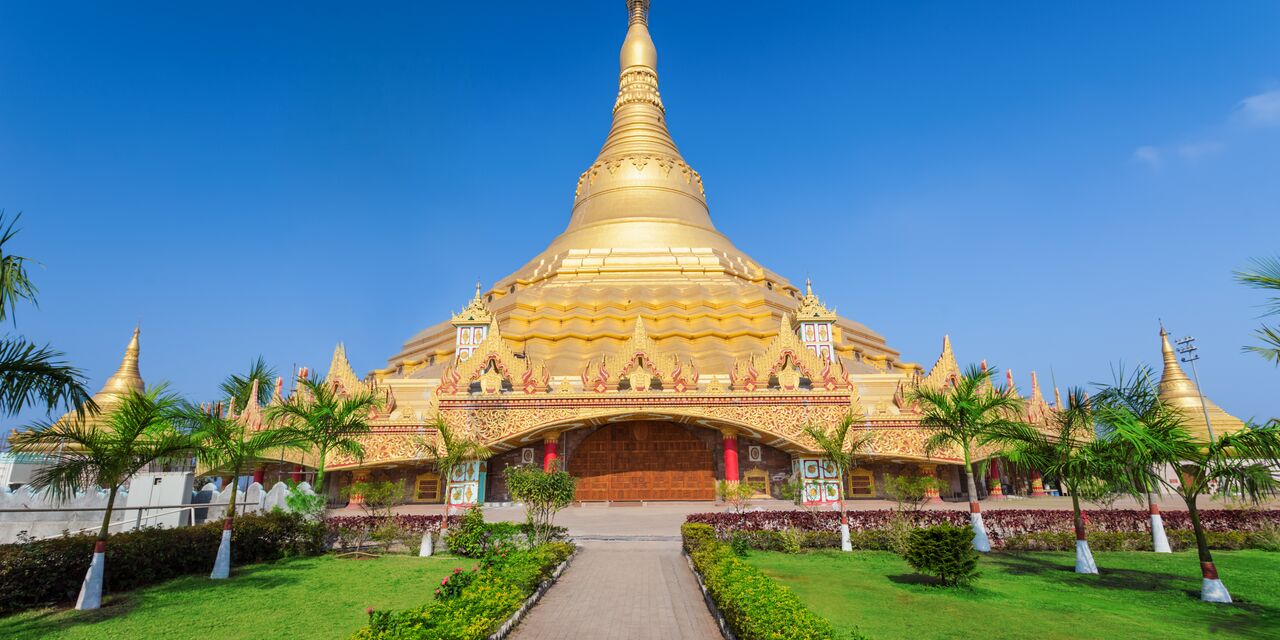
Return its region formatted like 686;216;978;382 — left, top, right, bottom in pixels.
568;422;715;501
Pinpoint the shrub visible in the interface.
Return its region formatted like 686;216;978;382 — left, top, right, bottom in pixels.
688;538;843;640
902;524;980;587
435;566;480;601
1247;523;1280;552
354;542;575;640
681;523;716;554
730;533;750;557
448;506;491;558
717;480;757;513
882;475;943;512
325;514;462;548
504;464;576;545
0;511;324;615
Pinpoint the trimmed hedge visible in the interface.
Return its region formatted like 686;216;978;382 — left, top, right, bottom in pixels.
723;526;1279;553
687;509;1280;549
352;542;575;640
0;511;324;615
683;523;851;640
326;514;463;537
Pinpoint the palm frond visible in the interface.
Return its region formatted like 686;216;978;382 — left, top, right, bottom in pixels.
220;356;278;413
1235;256;1280;315
1244;325;1280;366
0;212;39;324
0;337;94;417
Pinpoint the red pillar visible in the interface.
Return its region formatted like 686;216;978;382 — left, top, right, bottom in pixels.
348;470;370;508
988;460;1006;499
290;465;303;482
543;433;560;472
721;428;739;483
253;468;265;485
1030;469;1048;497
921;464;943;504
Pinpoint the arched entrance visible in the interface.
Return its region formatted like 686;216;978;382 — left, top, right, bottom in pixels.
568;421;716;501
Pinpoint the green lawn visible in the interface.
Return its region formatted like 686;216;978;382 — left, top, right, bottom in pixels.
746;550;1280;640
0;554;470;640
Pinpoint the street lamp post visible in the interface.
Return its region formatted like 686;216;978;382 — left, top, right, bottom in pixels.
1174;335;1216;442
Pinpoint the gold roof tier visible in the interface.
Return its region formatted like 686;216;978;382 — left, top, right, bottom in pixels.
1158;327;1245;442
385;1;902;380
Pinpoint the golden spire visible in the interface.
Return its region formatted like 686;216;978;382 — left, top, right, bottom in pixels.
326;342;362;393
95;326;145;403
1158;326;1244;441
553;0;727;253
919;334;959;390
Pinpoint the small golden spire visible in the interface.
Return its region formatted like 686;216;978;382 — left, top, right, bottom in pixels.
98;326;145;399
805;278;813;297
1157;325;1244;441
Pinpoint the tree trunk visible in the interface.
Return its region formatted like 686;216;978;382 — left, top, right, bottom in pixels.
212;470;238;579
963;458;991;552
1187;497;1231;602
78;484;118;610
1146;483;1172;553
838;491;851;552
1071;491;1097;574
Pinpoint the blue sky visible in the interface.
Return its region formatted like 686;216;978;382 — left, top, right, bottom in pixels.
2;1;1278;431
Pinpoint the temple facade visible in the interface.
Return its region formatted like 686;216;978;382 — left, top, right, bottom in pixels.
259;1;1246;508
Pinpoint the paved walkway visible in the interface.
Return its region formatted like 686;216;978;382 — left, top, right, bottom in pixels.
510;540;720;640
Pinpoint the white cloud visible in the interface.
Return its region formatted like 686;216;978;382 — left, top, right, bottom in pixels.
1134;88;1278;167
1232;89;1280;128
1176;141;1224;160
1132;145;1163;167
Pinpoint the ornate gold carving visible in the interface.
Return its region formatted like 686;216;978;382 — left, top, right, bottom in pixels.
579;317;699;393
436;319;550;396
731;314;853;392
919;335;959;391
451;283;493;326
794;279;836;322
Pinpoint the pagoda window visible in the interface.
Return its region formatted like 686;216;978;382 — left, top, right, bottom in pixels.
799;320;835;363
455;324;489;362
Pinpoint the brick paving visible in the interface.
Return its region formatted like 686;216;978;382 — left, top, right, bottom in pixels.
510;540;721;640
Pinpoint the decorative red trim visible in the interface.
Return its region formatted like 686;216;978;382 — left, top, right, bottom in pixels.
1201;562;1219;580
969;501;980;514
224;518;234;531
94;540;106;553
1149;503;1161;515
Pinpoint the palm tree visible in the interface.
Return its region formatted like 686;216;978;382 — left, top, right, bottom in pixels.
265;376;379;495
1093;365;1176;552
1236;257;1280;367
988;389;1151;574
11;385;192;610
219;356;277;414
1096;371;1280;603
910;364;1026;552
417;416;490;551
179;380;301;579
803;414;871;552
0;212;92;418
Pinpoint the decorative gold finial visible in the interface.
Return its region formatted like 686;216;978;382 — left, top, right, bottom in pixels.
627;0;650;26
452;283;494;325
805;278;813;297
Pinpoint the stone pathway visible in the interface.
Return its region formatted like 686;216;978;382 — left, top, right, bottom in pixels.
510;540;721;640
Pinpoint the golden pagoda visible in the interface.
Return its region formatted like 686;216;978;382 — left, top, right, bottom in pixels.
304;1;1044;506
1158;327;1245;441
